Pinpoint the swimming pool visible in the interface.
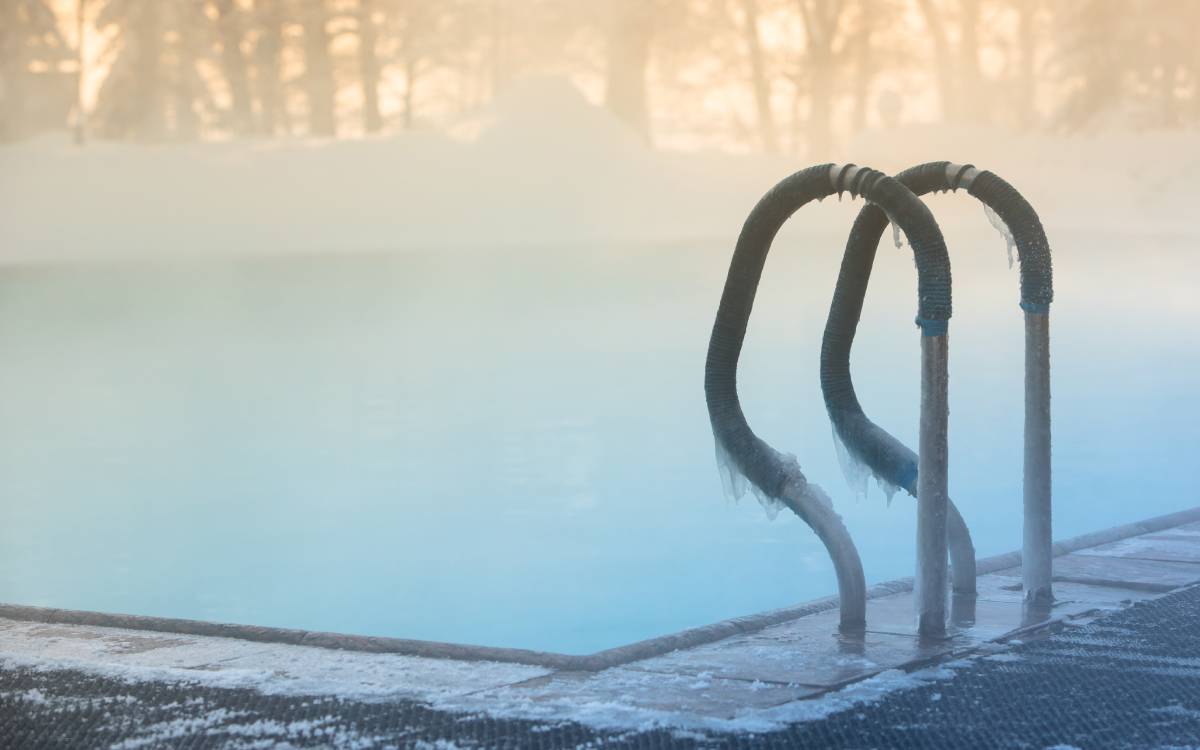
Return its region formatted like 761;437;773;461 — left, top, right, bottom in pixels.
1;209;1196;654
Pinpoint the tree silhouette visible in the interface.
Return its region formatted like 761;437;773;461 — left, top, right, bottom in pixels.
91;0;216;140
0;0;73;141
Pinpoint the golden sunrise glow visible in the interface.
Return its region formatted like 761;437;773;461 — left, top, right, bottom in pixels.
8;1;1200;151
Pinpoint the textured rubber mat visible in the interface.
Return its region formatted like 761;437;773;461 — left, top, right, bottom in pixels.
3;585;1200;749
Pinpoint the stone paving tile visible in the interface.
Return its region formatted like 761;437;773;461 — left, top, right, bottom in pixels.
850;590;1027;643
7;582;1200;748
972;574;1158;609
0;618;552;700
622;615;958;689
993;553;1200;590
1143;531;1200;543
1072;532;1200;564
0;620;263;670
946;597;1042;640
616;571;1166;694
1051;552;1200;588
474;668;821;720
861;591;1085;644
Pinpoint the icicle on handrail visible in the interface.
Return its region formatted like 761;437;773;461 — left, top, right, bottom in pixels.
821;161;1054;609
704;163;954;634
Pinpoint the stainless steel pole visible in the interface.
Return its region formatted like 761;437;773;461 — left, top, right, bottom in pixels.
1023;311;1053;604
917;332;950;637
782;479;867;632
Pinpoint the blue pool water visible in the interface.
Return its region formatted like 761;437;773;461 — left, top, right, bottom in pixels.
1;212;1196;654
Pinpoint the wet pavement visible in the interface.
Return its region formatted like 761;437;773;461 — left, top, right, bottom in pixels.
3;513;1200;748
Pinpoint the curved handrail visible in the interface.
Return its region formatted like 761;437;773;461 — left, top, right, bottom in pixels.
704;163;953;633
822;161;1054;606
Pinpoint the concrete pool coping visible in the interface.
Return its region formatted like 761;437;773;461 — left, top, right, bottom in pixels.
4;505;1200;672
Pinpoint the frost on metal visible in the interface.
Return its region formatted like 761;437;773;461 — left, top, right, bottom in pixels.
713;440;786;519
714;439;750;504
713;440;834;520
880;211;914;267
802;480;836;513
831;427;901;506
983;204;1017;268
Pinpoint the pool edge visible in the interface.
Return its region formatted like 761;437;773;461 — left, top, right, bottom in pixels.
4;505;1199;671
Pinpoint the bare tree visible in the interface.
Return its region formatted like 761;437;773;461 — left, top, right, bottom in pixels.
796;0;847;157
602;0;655;136
301;0;336;136
734;0;778;152
1138;0;1200;128
92;0;216;141
956;0;983;119
913;0;987;123
1014;0;1038;128
212;0;254;134
371;0;454;131
1051;0;1123;129
249;0;287;135
844;0;905;133
914;0;957;121
355;0;383;133
1;0;74;141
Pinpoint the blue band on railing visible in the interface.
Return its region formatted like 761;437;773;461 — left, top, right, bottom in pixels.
1020;301;1051;314
915;317;949;337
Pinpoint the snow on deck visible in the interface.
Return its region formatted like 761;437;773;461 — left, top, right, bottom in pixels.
3;510;1200;734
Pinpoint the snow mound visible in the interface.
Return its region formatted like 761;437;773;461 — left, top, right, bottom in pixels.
475;75;644;158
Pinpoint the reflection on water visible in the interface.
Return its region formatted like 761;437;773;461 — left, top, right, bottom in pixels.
0;225;1196;654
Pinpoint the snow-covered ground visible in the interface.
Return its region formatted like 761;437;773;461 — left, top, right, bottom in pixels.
0;615;968;734
2;78;1199;264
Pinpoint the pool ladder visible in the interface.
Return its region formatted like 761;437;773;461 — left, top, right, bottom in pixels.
704;162;1053;637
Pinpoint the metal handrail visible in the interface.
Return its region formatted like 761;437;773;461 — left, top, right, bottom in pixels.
825;161;1054;610
704;163;953;634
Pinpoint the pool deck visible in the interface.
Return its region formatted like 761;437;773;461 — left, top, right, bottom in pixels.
4;507;1200;747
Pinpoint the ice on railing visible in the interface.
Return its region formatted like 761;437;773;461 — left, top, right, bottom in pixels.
832;425;871;499
882;216;917;270
862;198;907;251
983;204;1017;269
802;480;836;512
878;475;901;506
715;439;749;502
714;440;828;520
714;440;786;519
832;426;902;506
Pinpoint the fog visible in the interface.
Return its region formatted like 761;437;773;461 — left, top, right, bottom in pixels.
1;1;1198;653
6;1;1200;148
